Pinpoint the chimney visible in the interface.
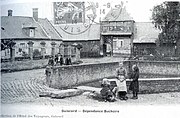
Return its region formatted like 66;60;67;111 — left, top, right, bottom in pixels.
33;8;38;21
8;10;13;16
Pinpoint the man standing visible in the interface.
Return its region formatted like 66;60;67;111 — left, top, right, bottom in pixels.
55;54;64;66
48;56;54;66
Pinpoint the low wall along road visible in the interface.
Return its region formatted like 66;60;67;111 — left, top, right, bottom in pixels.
46;61;180;91
46;62;119;89
124;60;180;77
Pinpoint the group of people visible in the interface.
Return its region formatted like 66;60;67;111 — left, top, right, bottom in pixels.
48;53;72;66
100;62;139;102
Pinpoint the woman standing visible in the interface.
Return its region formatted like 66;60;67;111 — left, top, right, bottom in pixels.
129;64;139;99
116;62;128;100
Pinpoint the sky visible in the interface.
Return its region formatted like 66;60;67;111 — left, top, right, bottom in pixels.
0;0;168;22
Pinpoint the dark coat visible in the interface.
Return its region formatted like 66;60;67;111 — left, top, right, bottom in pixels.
129;66;139;92
100;84;114;101
60;57;64;65
65;58;72;65
48;58;54;66
55;56;64;65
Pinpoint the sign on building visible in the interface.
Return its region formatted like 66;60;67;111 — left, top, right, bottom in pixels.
101;21;133;34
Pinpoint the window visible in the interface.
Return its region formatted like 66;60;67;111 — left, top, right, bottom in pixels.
29;29;35;37
20;43;25;47
113;38;124;50
113;41;117;50
120;41;123;47
117;40;124;48
79;12;82;18
68;13;71;18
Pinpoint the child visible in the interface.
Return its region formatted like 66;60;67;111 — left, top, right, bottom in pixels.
129;64;139;99
100;78;115;102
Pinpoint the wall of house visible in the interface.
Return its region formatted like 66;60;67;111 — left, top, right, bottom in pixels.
101;21;134;56
133;43;156;56
63;40;100;58
113;37;131;54
31;40;62;56
157;44;176;57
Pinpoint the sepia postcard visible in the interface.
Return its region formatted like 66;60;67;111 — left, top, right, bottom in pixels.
1;0;180;118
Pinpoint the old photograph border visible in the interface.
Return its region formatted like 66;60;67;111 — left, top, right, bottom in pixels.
1;0;180;118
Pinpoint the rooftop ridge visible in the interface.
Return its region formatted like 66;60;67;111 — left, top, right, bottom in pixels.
45;18;62;38
34;17;50;38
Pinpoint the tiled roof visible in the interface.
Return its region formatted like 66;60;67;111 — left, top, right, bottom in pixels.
54;23;100;41
38;18;62;39
103;7;133;21
1;16;62;40
133;22;160;43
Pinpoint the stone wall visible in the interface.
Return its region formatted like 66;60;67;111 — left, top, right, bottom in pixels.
46;62;119;89
46;61;180;89
1;59;48;72
137;79;180;94
124;60;180;76
85;78;180;94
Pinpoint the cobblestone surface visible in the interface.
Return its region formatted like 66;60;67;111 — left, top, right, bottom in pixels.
1;73;180;105
1;57;180;105
1;77;56;104
1;57;124;104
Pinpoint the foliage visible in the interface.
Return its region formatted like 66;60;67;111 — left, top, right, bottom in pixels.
151;1;180;44
77;43;83;50
1;39;16;50
33;49;41;57
22;51;28;57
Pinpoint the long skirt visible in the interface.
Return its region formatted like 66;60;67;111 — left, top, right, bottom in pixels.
129;80;139;92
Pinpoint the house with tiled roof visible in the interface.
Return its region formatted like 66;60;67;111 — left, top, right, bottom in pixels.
103;6;133;21
1;9;62;60
133;22;160;56
52;3;163;58
100;6;135;56
54;23;100;57
100;6;162;58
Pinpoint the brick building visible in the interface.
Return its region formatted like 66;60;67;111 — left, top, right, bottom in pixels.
1;9;62;60
100;6;135;57
54;24;100;58
133;22;160;57
1;6;163;60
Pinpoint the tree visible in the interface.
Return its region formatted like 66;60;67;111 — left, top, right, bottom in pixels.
151;1;180;55
1;39;16;61
1;39;16;50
